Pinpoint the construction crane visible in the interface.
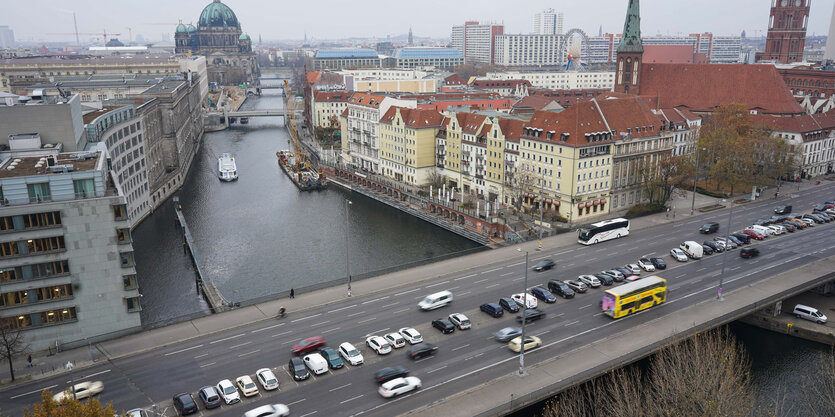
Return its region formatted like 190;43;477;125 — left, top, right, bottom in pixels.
45;30;121;46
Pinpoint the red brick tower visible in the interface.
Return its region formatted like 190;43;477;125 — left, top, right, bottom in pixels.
756;0;810;64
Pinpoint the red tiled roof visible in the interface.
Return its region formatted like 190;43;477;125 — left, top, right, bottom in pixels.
523;102;614;147
306;71;321;85
380;107;445;128
751;114;820;134
340;107;349;117
596;96;663;139
497;118;525;143
348;92;387;108
512;95;560;111
638;63;804;115
454;112;489;135
313;91;351;102
445;74;467;85
643;45;708;64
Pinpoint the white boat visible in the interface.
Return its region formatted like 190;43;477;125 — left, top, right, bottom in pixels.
218;152;238;181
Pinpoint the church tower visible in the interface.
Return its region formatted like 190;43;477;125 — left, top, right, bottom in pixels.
614;0;643;95
756;0;810;64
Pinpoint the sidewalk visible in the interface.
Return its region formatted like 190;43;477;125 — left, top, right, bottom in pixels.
0;178;827;388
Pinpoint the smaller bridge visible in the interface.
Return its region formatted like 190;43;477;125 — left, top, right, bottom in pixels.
207;109;286;127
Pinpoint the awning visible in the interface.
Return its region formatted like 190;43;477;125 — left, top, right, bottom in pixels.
578;202;586;209
545;198;553;204
554;200;560;207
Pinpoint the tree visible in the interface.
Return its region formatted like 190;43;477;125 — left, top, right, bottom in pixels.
801;348;835;416
24;390;117;417
641;154;688;205
506;163;538;212
0;317;29;382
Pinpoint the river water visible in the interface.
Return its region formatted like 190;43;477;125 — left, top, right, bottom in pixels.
133;77;827;414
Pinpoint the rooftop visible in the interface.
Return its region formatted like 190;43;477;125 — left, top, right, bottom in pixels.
0;54;178;66
315;49;379;59
0;151;101;178
394;48;462;60
81;106;125;124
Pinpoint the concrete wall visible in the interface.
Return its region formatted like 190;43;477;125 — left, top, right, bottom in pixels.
0;95;84;151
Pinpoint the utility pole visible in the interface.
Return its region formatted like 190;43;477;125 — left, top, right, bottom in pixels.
537;166;545;251
517;248;529;376
717;198;735;300
345;199;352;297
690;147;705;215
73;13;80;46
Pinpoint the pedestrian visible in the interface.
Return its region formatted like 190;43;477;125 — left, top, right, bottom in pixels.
290;288;295;299
27;354;32;367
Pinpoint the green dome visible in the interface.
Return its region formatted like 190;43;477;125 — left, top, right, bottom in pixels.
176;23;187;33
198;0;240;28
186;24;196;33
239;33;250;41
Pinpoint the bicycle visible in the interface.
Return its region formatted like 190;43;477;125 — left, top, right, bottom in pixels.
277;307;286;319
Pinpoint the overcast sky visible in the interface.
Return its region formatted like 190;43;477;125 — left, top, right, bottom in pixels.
5;0;835;43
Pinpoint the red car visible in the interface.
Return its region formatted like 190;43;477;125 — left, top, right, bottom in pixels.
742;229;764;240
291;336;325;355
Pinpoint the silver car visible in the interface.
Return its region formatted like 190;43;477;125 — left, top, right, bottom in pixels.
243;404;290;417
578;274;601;288
494;326;522;342
563;280;588;293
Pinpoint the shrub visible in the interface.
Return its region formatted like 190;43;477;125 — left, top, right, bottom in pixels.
695;186;728;199
625;203;666;218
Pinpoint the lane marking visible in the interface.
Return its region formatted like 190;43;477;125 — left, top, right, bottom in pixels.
271;330;292;338
209;333;246;344
426;280;450;288
347;311;365;318
393;308;410;314
451;344;470;352
381;302;399;309
455;274;477;281
251;323;285;333
564;320;579;326
473;278;489;284
300;412;318;417
507;262;524;267
238;349;260;357
501;272;514;277
330;383;352;392
10;384;57;399
291;313;322;323
341;394;364;404
427;365;448;374
362;296;389;305
200;362;216;368
164;344;203;356
322;327;341;334
459;291;472;296
486;283;500;289
358;317;376;324
482;267;502;274
394;288;421;296
194;353;208;359
365;328;390;337
447;286;460;291
329;305;357;313
311;321;331;327
229;341;252;349
579;304;592;310
288;398;306;406
81;369;111;379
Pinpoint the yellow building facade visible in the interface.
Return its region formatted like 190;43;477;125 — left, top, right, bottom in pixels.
379;106;445;186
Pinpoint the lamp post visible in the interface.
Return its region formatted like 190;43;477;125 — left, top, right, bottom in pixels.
345;199;352;297
517;248;529;376
717;197;735;300
537;167;545;251
691;147;706;215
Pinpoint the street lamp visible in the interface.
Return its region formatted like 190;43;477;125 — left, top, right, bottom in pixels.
517;248;529;376
345;199;352;297
691;147;706;215
537;167;546;251
717;197;736;301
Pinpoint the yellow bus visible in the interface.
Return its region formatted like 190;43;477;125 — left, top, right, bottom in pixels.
601;275;667;319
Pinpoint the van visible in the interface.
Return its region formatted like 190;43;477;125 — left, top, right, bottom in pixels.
792;304;827;324
418;290;453;310
679;241;703;259
749;224;772;237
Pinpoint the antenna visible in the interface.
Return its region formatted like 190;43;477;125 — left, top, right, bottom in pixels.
73;12;80;46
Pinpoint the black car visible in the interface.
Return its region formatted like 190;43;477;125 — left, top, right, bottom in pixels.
774;205;792;214
530;287;557;303
778;222;796;232
517;309;546;323
407;343;438;360
320;347;344;369
700;244;714;255
594;273;614;286
499;297;520;313
699;222;719;233
812;204;829;213
432;318;455;334
547;280;575;298
289;356;310;381
650;257;667;270
173;393;198;416
533;259;556;271
732;232;752;243
703;240;723;253
374;366;409;384
740;247;760;259
615;267;635;278
754;218;772;227
197;386;221;409
480;302;504;318
727;235;743;246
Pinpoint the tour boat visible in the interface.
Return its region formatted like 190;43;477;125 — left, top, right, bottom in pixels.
217;152;238;181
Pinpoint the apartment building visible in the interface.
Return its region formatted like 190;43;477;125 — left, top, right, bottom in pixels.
339;93;416;172
379;107;445;186
312;91;351;129
493;34;564;67
586;33;742;65
451;21;504;64
314;49;380;70
393;48;463;69
484;71;615;90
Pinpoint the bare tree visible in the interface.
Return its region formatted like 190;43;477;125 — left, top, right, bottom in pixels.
0;317;30;382
801;348;835;416
507;164;537;212
641;153;688;205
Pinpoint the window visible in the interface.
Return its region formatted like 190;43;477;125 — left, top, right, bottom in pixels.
22;212;62;229
113;204;128;220
0;241;19;258
117;228;132;243
31;260;70;278
27;183;52;203
126;296;142;312
27;236;65;253
123;274;138;290
120;251;135;267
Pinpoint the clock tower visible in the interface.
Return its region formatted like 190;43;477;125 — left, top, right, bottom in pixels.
756;0;810;64
614;0;643;95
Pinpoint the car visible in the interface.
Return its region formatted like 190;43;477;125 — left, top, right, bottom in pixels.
732;232;752;243
126;409;150;417
793;304;828;324
366;336;392;355
740;247;760;259
778;222;796;233
625;264;642;276
810;213;830;223
563;279;588;293
243;404;290;417
508;336;542;353
799;218;816;227
754;218;772;227
594;273;614;286
601;269;625;282
338;342;364;366
530;287;557;303
774;205;792;214
52;381;104;402
291;336;325;355
726;234;744;246
173;392;198;416
742;229;764;240
448;313;471;329
547;280;575;298
511;292;538;309
480;302;504;317
384;332;407;348
789;218;808;228
432;318;455;334
767;225;785;235
499;297;520;313
216;379;241;404
637;258;656;272
615;267;636;279
319;348;344;369
650;257;667;270
714;236;738;249
517;309;546;323
703;240;723;253
670;248;688;262
302;353;329;375
197;386;222;409
289;357;310;381
379;376;421;398
374;366;410;384
699;222;719;233
494;326;523;342
533;259;556;271
700;244;714;255
407;343;438;360
398;327;423;345
255;368;280;391
578;274;602;288
236;375;259;397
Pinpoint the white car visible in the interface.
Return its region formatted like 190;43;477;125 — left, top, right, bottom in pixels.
800;218;815;227
637;258;656;272
670;248;688;262
625;264;642;275
378;376;422;398
52;380;104;401
303;353;329;375
384;332;406;349
398;327;423;345
338;342;364;365
511;293;538;309
256;368;279;391
216;379;240;404
366;335;392;355
767;225;785;235
578;274;602;288
448;313;471;330
236;375;259;397
243;404;290;417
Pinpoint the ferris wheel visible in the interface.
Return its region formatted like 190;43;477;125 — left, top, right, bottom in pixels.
561;28;590;71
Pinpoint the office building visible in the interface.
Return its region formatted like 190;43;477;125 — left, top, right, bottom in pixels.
314;49;380;70
393;48;463;69
493;34;564;67
533;8;563;35
484;71;615;90
586;33;742;65
451;21;504;64
0;26;14;48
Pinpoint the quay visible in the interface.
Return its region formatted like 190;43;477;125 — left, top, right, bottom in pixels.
174;199;229;313
276;151;327;191
739;290;835;346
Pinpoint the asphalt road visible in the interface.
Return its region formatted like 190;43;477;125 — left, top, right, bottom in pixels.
4;182;835;417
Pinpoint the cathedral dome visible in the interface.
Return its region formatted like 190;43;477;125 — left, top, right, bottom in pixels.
186;24;197;33
176;23;187;33
239;33;250;41
198;0;240;28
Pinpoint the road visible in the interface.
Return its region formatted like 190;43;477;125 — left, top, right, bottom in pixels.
4;182;835;417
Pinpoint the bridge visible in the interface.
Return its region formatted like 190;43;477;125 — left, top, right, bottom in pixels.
2;182;834;417
207;109;287;127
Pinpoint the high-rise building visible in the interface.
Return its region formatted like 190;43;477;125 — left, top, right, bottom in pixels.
586;33;741;65
755;0;810;64
0;26;14;48
493;34;564;67
450;21;504;64
533;9;563;35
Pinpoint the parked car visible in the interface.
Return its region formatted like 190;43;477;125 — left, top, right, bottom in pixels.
650;257;667;270
374;366;409;384
637;258;656;272
727;234;744;246
625;264;642;276
563;279;588;293
378;376;421;398
256;368;280;390
338;342;364;366
197;386;222;409
767;225;785;235
714;236;738;249
366;336;392;355
398;327;423;345
448;313;471;330
480;302;504;317
511;293;538;309
594;273;614;286
530;287;557;303
319;348;345;369
291;336;325;355
216;379;241;404
601;269;625;282
384;332;406;349
742;229;764;240
700;244;714;255
236;375;260;397
732;232;752;243
517;309;546;323
407;343;438;360
508;336;542;353
499;297;520;313
431;318;455;334
243;404;290;417
615;267;636;279
578;274;602;288
533;259;556;271
289;357;310;381
778;222;796;233
699;222;719;233
703;240;723;253
302;353;329;376
789;218;809;228
52;381;104;402
793;304;828;324
173;392;198;416
670;248;688;262
494;327;523;342
547;280;575;298
740;247;760;259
